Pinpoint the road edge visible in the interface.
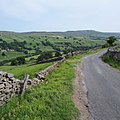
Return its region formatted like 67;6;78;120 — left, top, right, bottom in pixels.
72;60;93;120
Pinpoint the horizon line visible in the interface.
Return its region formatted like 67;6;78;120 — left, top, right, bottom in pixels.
0;29;120;33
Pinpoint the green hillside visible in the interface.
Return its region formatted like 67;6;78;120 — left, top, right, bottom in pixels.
0;31;105;58
0;31;105;79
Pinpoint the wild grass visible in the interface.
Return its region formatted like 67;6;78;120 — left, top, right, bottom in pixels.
0;61;79;120
0;49;101;120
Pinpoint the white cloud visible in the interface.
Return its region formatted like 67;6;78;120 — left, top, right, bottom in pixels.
0;0;120;31
0;0;117;19
0;0;46;20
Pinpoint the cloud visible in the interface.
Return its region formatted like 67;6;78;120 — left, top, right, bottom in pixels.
0;0;113;20
0;0;120;31
0;0;46;20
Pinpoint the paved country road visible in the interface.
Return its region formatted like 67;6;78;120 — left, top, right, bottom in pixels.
83;50;120;120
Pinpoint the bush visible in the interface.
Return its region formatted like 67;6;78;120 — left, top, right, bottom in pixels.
11;57;26;66
107;36;117;46
102;43;109;48
1;52;6;56
55;51;62;57
37;51;53;61
24;51;28;54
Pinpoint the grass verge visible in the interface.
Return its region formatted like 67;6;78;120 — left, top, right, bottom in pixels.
0;49;101;120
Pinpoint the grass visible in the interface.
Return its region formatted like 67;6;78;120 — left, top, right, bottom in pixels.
0;49;102;120
0;62;53;80
0;32;105;59
102;53;120;71
0;51;24;61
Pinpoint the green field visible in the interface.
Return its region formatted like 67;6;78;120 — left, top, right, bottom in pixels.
0;62;54;80
0;49;101;120
0;51;24;61
0;32;105;62
0;32;105;80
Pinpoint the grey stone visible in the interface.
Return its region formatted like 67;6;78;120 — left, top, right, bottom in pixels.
0;95;6;101
0;88;4;93
27;79;32;85
6;73;14;78
0;71;7;76
4;82;10;86
5;88;12;93
0;84;5;89
2;78;7;82
0;80;3;84
6;94;11;99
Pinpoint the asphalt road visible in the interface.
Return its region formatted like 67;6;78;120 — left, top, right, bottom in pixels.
83;50;120;120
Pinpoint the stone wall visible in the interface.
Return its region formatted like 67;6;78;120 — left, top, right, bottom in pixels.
37;56;64;64
36;57;65;80
107;48;120;61
0;57;66;106
0;50;89;106
0;72;21;106
37;51;85;64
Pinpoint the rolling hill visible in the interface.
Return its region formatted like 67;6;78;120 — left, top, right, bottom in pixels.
21;30;120;38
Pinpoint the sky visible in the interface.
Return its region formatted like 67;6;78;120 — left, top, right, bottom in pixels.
0;0;120;32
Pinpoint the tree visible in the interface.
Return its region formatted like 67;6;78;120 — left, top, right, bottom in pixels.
37;51;53;61
30;43;32;45
11;59;18;66
24;50;28;54
55;51;62;57
23;41;27;44
11;57;25;66
2;52;6;56
16;57;25;65
107;36;117;46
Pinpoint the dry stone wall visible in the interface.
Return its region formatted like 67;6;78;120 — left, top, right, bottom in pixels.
0;50;87;106
0;72;21;106
107;48;120;61
0;57;66;106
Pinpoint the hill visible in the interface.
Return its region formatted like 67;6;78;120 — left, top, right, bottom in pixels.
22;30;120;38
0;30;105;55
0;30;106;66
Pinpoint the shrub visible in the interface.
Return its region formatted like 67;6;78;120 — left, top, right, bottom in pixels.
11;57;26;66
1;52;6;56
37;51;53;61
55;51;62;57
107;36;117;46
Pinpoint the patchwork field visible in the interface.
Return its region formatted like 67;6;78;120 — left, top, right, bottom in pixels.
0;31;105;79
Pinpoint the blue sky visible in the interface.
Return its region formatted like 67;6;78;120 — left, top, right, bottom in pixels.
0;0;120;32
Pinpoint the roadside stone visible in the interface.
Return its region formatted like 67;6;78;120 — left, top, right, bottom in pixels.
0;84;5;89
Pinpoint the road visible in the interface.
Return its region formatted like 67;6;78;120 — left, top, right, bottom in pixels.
83;50;120;120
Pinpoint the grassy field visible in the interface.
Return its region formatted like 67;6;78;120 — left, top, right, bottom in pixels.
0;62;53;80
0;49;101;120
0;32;105;62
0;51;24;61
0;32;105;81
